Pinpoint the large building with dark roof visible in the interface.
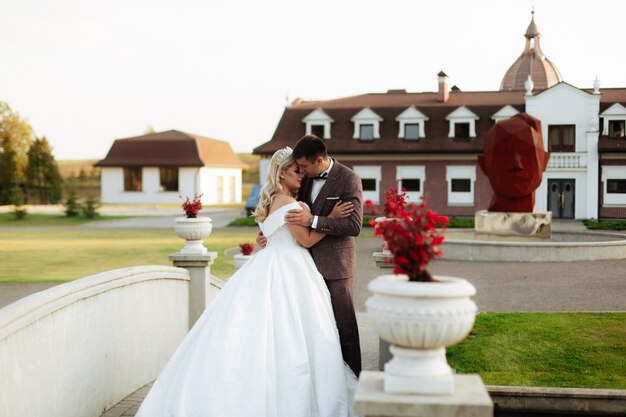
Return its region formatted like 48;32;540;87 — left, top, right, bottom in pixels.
96;130;246;204
254;12;626;220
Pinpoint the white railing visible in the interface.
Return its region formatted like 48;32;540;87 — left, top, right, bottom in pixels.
547;152;587;169
0;265;211;417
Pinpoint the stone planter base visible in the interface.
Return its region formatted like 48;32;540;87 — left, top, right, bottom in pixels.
233;254;252;270
180;239;207;255
384;346;453;395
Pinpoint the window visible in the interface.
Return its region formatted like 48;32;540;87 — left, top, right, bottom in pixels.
548;125;575;152
401;178;420;192
124;167;142;191
607;179;626;193
451;179;471;192
159;167;178;192
404;124;420;140
609;120;625;138
353;165;381;203
351;107;383;140
454;123;470;139
396;106;429;139
396;166;425;202
602;166;626;205
362;179;377;191
303;108;334;139
311;124;325;138
446;106;479;138
446;166;475;205
360;124;374;140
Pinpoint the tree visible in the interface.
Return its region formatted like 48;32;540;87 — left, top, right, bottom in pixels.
25;136;63;204
0;101;34;176
0;102;34;204
0;137;20;205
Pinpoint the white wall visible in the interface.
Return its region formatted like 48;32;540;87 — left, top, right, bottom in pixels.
0;266;190;417
199;167;242;204
100;167;242;204
259;157;270;185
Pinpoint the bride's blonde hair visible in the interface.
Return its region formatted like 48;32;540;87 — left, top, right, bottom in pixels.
253;147;296;222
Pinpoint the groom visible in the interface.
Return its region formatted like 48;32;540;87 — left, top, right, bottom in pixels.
285;134;363;376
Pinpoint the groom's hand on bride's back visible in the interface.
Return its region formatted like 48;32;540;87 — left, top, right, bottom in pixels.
256;230;267;248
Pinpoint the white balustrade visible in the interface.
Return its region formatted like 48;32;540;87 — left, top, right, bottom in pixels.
547;153;587;169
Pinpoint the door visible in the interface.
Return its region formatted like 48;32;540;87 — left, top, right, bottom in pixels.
548;179;575;219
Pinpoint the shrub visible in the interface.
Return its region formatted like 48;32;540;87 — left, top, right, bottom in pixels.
64;189;80;217
583;220;626;230
12;205;27;220
80;195;100;218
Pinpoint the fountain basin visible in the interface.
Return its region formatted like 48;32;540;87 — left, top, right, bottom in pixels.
442;230;626;262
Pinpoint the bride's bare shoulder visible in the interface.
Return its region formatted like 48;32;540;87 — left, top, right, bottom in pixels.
268;195;297;216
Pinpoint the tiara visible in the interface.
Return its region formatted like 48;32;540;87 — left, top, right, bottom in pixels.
274;146;293;164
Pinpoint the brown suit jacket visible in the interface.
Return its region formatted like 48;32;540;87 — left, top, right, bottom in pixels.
298;160;363;281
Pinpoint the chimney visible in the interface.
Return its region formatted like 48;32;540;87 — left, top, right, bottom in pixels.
437;71;449;102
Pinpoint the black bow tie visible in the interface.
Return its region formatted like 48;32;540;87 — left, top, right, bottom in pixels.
310;172;329;180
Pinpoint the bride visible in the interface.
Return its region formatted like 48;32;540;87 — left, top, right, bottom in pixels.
136;147;358;417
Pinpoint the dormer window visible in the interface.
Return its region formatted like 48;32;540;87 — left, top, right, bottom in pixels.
601;103;626;139
445;106;479;138
302;108;334;139
396;106;429;140
351;108;383;140
491;105;519;124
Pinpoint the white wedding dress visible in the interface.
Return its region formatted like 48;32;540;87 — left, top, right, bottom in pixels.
136;201;357;417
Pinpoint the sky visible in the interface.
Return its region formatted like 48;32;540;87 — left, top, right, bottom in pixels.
1;0;625;160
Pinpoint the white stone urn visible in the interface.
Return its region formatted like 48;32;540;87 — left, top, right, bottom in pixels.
233;253;252;270
366;274;477;395
174;217;213;254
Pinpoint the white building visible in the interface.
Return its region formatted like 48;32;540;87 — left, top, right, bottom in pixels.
95;130;246;205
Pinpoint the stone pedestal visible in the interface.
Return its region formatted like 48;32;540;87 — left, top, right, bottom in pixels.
373;251;394;269
372;252;393;370
475;210;552;241
170;251;222;328
353;371;493;417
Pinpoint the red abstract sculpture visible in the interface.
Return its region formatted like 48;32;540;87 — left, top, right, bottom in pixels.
478;113;550;212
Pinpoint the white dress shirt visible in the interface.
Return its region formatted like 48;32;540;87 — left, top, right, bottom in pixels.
311;159;334;229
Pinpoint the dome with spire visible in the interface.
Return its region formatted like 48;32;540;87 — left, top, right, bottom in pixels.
500;10;563;91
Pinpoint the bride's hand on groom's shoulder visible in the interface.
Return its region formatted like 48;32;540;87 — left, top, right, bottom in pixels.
329;200;354;219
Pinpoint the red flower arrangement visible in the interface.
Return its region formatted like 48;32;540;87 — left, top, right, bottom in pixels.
180;194;203;218
239;242;255;256
364;185;408;219
372;188;448;282
383;186;407;217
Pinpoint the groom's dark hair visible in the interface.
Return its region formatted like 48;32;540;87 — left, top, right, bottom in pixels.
293;135;328;162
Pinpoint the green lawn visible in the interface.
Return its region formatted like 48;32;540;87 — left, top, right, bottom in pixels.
0;212;131;227
447;312;626;389
0;228;258;282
